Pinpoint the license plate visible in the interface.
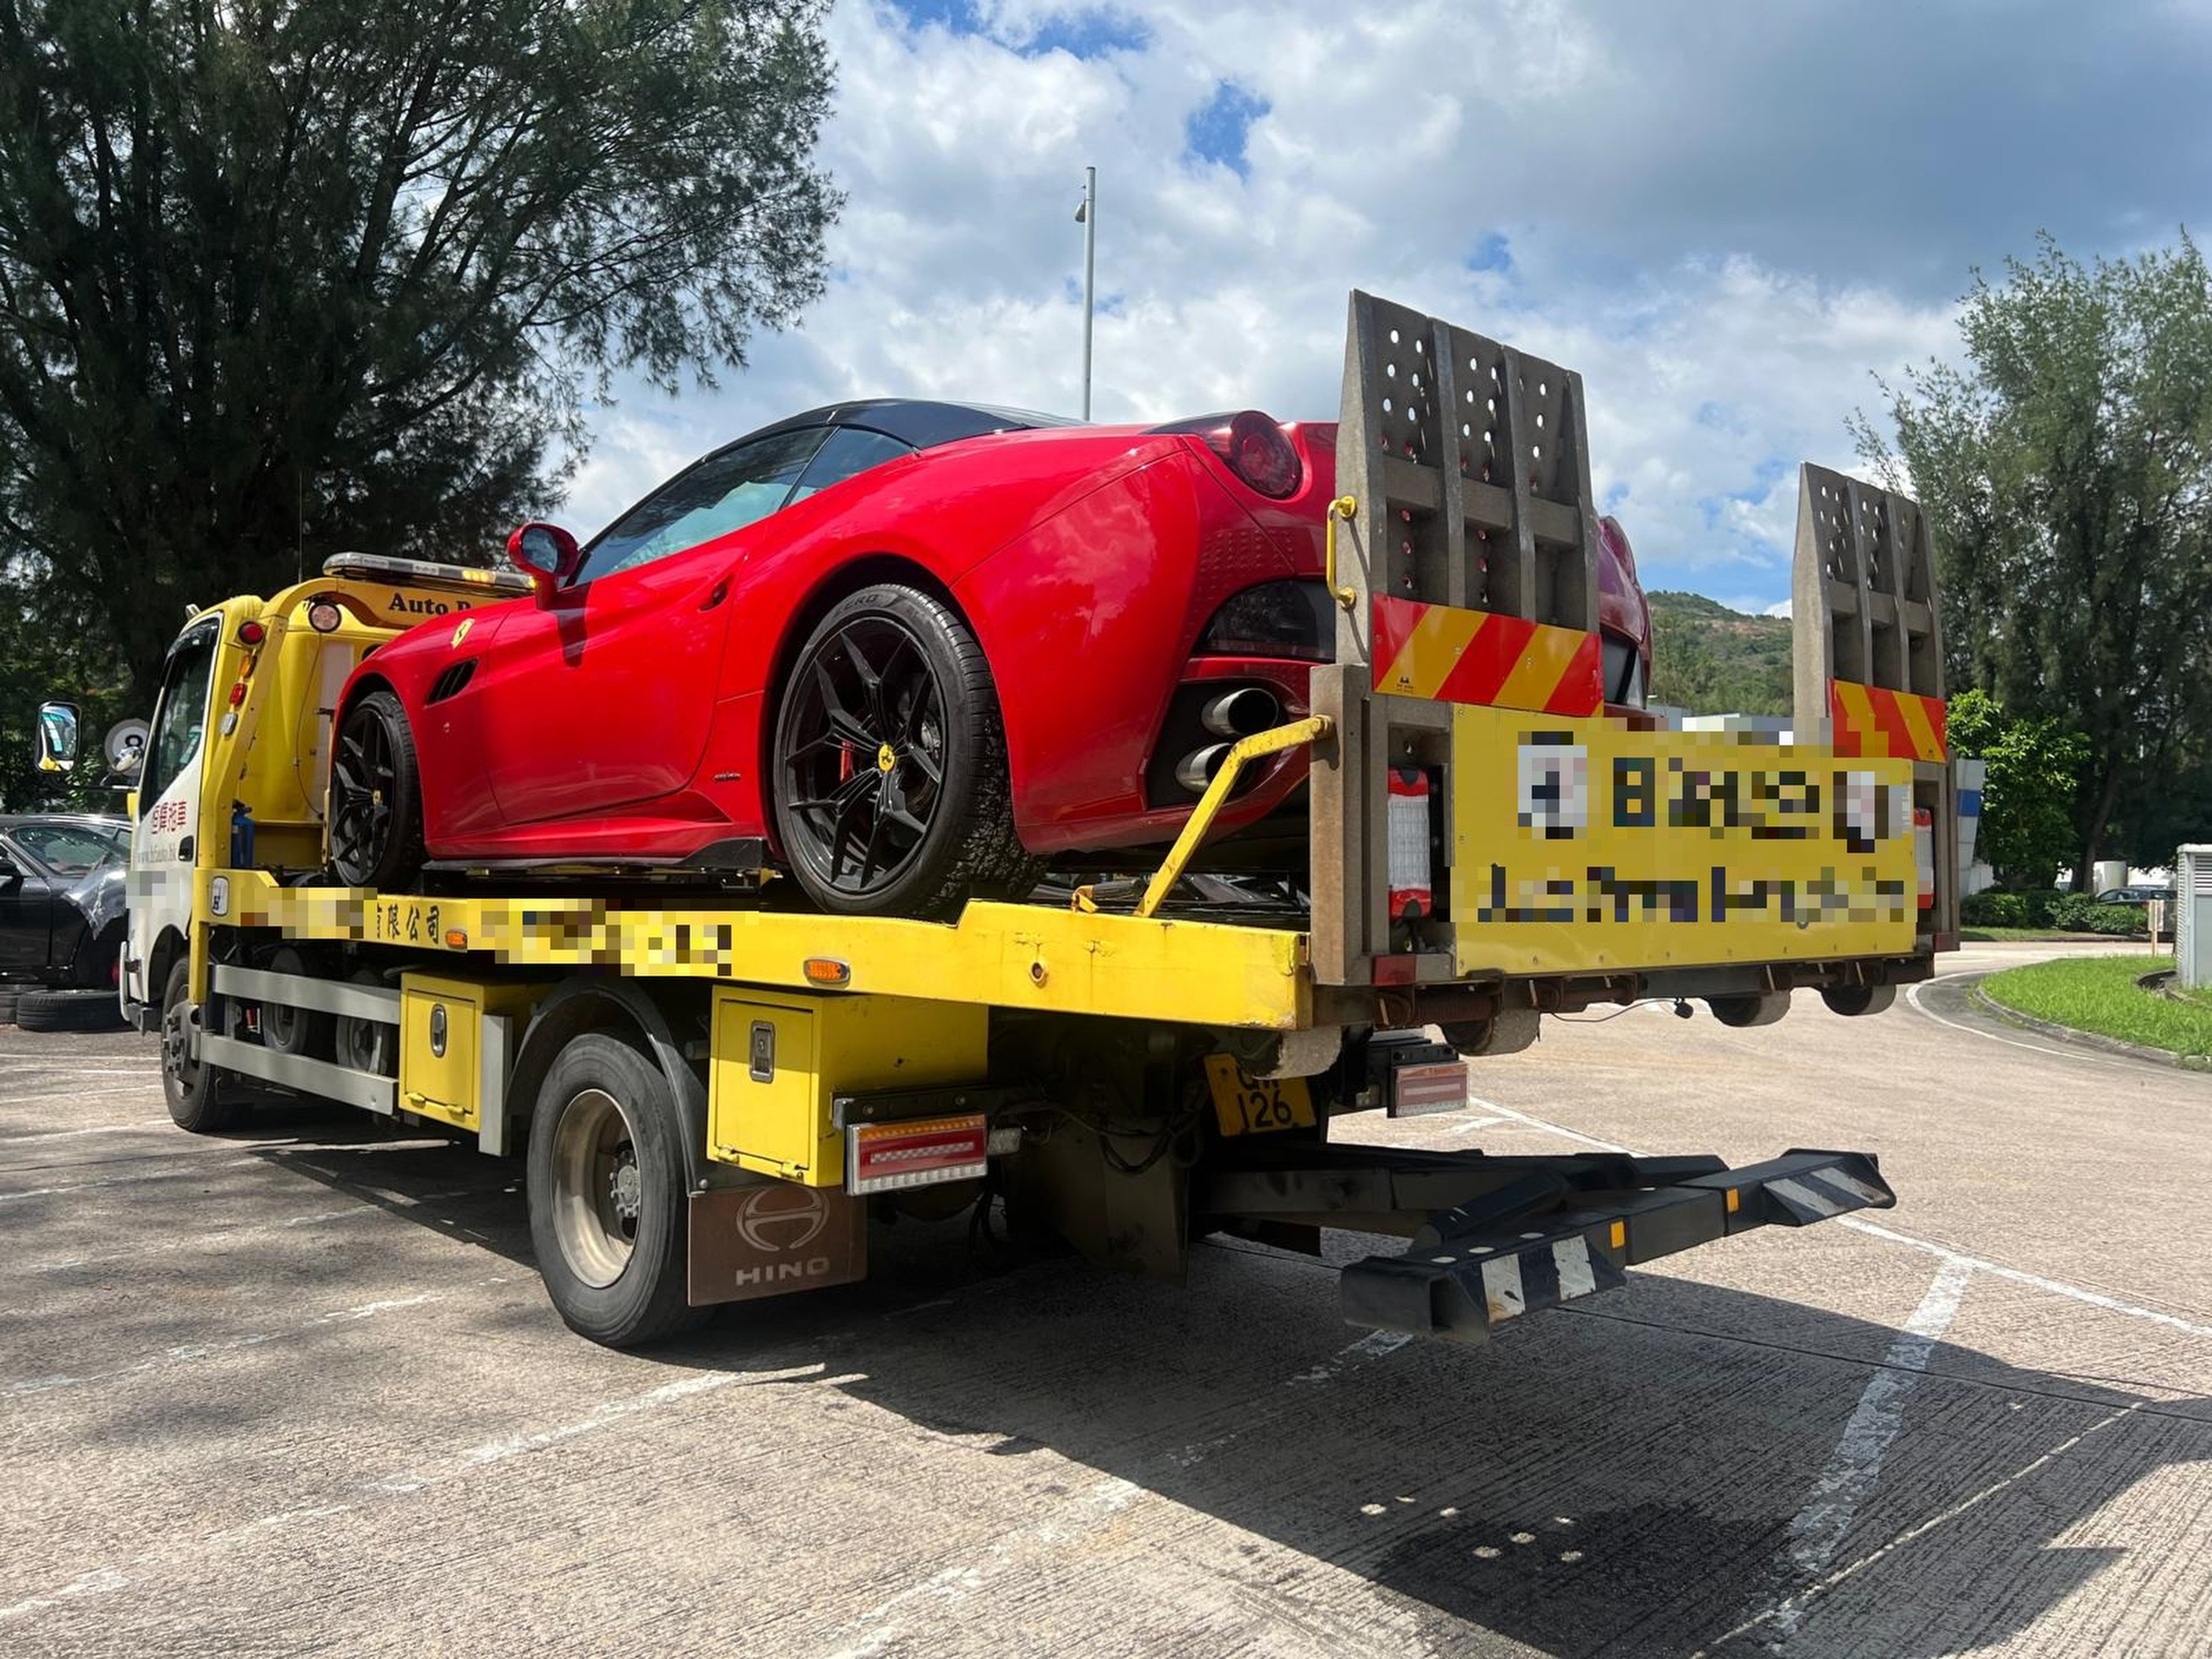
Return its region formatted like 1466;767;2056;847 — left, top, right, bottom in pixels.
1204;1054;1317;1138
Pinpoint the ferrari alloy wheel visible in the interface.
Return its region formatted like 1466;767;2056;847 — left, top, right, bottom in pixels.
329;689;426;890
773;584;1037;917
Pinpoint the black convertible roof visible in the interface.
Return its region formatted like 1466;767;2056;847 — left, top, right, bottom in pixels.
739;399;1082;451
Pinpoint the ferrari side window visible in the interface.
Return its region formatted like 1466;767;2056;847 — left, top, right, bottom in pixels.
576;426;831;584
787;428;913;504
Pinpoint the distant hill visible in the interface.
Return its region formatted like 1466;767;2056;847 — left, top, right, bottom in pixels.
1645;591;1792;717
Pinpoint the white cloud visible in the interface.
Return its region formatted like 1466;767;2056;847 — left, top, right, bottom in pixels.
554;0;2206;611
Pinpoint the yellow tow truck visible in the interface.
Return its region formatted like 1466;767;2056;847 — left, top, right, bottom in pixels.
121;294;1954;1347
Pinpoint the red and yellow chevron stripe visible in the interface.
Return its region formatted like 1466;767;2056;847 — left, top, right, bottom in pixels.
1372;596;1601;715
1829;679;1947;763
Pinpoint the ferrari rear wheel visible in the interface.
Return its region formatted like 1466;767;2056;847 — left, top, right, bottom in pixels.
329;689;426;891
772;584;1039;917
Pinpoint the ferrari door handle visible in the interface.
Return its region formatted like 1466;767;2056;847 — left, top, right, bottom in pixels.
700;581;729;611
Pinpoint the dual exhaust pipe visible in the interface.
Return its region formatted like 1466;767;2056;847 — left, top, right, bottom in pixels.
1175;687;1280;793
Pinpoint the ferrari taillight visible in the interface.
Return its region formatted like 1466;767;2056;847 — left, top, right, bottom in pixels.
1206;410;1301;499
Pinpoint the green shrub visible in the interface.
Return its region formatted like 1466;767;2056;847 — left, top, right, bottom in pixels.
1961;889;2028;927
2016;888;2068;927
2048;896;2147;935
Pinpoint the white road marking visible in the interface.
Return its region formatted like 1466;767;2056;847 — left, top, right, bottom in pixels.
826;1478;1143;1659
19;1188;496;1278
1904;971;2164;1074
1474;1101;1640;1155
0;1122;171;1146
1288;1328;1413;1385
830;1325;1414;1659
4;1289;462;1397
0;1156;260;1203
1461;1100;2212;1341
1839;1217;2212;1339
1768;1256;1974;1635
1717;1398;2143;1649
0;1086;168;1108
1444;1112;1509;1137
0;1358;831;1624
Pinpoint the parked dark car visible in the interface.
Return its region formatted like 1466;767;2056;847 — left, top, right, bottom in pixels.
1;815;131;1026
2094;885;2171;907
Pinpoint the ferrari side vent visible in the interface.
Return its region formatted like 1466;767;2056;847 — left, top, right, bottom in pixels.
427;660;478;704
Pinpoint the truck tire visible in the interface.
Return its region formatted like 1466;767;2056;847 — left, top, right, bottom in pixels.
527;1033;706;1348
15;988;127;1033
0;989;18;1025
162;960;246;1133
334;968;397;1076
260;946;332;1058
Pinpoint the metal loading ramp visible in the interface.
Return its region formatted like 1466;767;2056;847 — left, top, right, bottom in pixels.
1200;1144;1895;1344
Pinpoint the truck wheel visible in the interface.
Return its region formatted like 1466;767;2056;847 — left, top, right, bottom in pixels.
771;583;1035;918
161;961;245;1132
260;946;332;1057
0;989;18;1025
335;968;397;1075
15;988;126;1033
527;1033;706;1347
329;689;426;890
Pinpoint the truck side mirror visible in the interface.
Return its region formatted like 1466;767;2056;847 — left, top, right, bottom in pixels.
35;702;79;772
506;522;581;604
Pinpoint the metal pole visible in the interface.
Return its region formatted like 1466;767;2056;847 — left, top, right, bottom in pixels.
1080;165;1096;421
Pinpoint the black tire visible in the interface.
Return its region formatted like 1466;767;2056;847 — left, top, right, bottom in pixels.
161;960;245;1133
334;967;397;1076
771;583;1038;917
1707;992;1788;1028
329;689;426;890
526;1033;706;1348
260;946;333;1058
0;989;18;1025
15;987;126;1033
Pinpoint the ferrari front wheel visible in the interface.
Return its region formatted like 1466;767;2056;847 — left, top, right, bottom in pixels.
329;689;426;891
772;583;1037;917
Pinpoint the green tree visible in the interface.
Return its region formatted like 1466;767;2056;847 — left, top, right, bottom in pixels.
1645;591;1792;717
0;0;840;702
1946;689;2087;888
1856;233;2212;889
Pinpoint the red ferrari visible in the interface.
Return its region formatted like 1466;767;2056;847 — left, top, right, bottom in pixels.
329;399;1653;915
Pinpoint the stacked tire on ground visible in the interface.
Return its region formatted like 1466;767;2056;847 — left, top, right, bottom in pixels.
8;987;125;1031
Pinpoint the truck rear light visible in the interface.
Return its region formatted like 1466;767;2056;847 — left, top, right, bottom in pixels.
1387;766;1432;921
1390;1060;1468;1118
846;1114;988;1195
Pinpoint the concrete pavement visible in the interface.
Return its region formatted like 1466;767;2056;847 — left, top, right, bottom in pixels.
2;941;2206;1656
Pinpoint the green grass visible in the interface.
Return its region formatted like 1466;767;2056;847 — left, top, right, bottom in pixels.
1980;954;2212;1061
1960;926;2122;942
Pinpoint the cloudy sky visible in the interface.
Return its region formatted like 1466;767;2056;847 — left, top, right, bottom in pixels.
559;0;2212;615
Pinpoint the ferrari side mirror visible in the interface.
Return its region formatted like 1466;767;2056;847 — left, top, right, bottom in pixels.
506;522;580;603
